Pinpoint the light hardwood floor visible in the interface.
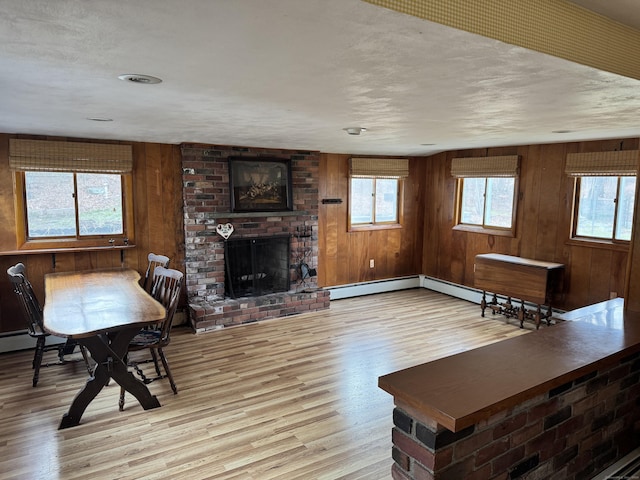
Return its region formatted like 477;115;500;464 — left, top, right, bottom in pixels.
0;289;533;480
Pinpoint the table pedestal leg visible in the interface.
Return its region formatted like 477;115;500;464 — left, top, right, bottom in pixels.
59;328;161;429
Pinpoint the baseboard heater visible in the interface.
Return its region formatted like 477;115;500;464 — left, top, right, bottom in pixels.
591;447;640;479
326;276;420;300
421;275;567;318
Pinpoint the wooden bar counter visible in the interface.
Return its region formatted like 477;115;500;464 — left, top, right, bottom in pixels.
379;298;640;479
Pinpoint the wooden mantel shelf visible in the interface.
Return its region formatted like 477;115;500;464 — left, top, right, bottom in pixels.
211;211;307;219
378;298;640;432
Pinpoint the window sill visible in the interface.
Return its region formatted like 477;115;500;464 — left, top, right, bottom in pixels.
453;224;515;237
0;244;137;256
566;238;629;252
349;223;402;232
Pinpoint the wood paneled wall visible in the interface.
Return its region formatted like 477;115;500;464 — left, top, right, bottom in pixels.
422;138;639;311
318;153;425;287
3;132;639;331
624;155;640;313
0;134;185;334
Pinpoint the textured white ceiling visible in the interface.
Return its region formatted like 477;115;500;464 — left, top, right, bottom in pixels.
0;0;639;156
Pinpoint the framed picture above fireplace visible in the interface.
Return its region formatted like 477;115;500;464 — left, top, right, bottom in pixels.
229;157;293;212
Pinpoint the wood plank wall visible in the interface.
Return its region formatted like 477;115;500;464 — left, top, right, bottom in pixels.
0;134;185;334
624;155;640;313
422;138;639;311
317;153;425;287
2;133;639;331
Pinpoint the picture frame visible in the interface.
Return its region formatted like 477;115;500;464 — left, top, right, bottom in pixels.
229;157;293;212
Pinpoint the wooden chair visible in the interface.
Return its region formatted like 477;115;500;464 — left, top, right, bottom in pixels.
119;266;183;410
142;253;170;293
7;263;91;387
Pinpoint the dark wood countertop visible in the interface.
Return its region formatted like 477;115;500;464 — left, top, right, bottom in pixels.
378;298;640;432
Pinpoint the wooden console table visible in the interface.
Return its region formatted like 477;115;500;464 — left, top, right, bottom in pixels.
474;253;564;328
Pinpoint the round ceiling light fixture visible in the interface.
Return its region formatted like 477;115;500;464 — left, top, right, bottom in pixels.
118;74;163;84
343;127;367;136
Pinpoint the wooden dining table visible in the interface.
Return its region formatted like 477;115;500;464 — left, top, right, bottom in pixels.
43;268;167;429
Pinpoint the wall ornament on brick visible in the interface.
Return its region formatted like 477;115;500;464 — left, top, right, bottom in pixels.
216;222;234;240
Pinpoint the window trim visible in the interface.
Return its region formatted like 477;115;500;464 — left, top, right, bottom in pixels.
348;176;404;232
453;176;519;237
569;175;634;245
565;237;629;252
14;171;135;251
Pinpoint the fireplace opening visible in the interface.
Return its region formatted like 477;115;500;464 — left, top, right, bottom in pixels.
224;235;290;298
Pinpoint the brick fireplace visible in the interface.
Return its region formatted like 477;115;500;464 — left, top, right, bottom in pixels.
181;144;329;332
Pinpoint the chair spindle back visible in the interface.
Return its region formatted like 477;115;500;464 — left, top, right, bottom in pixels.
7;263;44;336
143;253;170;293
149;266;183;342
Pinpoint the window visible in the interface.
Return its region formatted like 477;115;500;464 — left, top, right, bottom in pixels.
350;177;400;226
348;157;408;230
566;150;638;244
24;172;124;238
458;177;516;229
573;176;636;241
452;155;520;235
10;139;134;250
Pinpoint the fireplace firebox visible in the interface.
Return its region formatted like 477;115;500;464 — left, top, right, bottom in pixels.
224;235;290;298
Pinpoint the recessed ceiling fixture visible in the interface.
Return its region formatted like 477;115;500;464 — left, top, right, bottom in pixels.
343;127;367;136
420;143;436;146
87;117;113;122
118;74;162;84
552;130;572;134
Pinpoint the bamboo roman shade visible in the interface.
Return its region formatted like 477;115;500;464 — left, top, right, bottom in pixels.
565;150;639;177
350;158;409;178
450;155;520;178
9;139;133;173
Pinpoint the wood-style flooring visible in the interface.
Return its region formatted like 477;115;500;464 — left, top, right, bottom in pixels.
0;289;533;480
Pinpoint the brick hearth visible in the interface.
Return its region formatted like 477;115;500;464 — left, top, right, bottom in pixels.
181;144;329;332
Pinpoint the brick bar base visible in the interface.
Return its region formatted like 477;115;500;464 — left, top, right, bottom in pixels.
390;352;640;480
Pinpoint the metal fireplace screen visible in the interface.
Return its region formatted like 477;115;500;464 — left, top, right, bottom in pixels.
224;235;290;298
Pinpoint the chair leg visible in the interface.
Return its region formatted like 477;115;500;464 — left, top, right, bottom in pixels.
118;352;129;410
119;386;126;411
32;336;46;387
60;338;78;357
79;345;93;376
119;348;177;410
157;348;177;394
150;349;162;377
